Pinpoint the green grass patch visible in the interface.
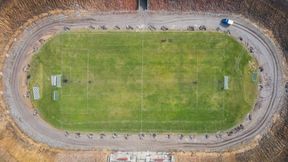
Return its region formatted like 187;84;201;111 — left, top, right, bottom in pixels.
29;31;258;133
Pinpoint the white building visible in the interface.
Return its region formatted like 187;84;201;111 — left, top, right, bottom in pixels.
108;152;174;162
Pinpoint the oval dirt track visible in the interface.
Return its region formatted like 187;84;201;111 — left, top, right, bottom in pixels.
3;12;287;151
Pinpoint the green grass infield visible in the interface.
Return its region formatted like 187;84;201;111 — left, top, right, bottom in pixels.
29;31;258;133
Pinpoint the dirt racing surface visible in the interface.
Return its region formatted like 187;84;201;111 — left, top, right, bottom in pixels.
3;11;286;151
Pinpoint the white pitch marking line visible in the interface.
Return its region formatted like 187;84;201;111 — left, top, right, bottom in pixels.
140;36;144;132
86;52;89;113
196;47;199;110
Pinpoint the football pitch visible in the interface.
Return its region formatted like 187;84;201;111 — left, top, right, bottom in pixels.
29;31;258;133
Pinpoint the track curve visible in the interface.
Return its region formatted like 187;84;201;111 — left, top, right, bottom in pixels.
3;12;287;151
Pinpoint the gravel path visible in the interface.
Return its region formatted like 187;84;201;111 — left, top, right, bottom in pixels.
3;11;287;151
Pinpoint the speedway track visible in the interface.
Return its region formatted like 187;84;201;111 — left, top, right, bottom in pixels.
3;12;286;151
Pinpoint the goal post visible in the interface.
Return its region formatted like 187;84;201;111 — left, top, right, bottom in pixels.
224;76;229;90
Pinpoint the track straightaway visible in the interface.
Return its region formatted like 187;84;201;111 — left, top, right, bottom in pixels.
3;12;287;151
